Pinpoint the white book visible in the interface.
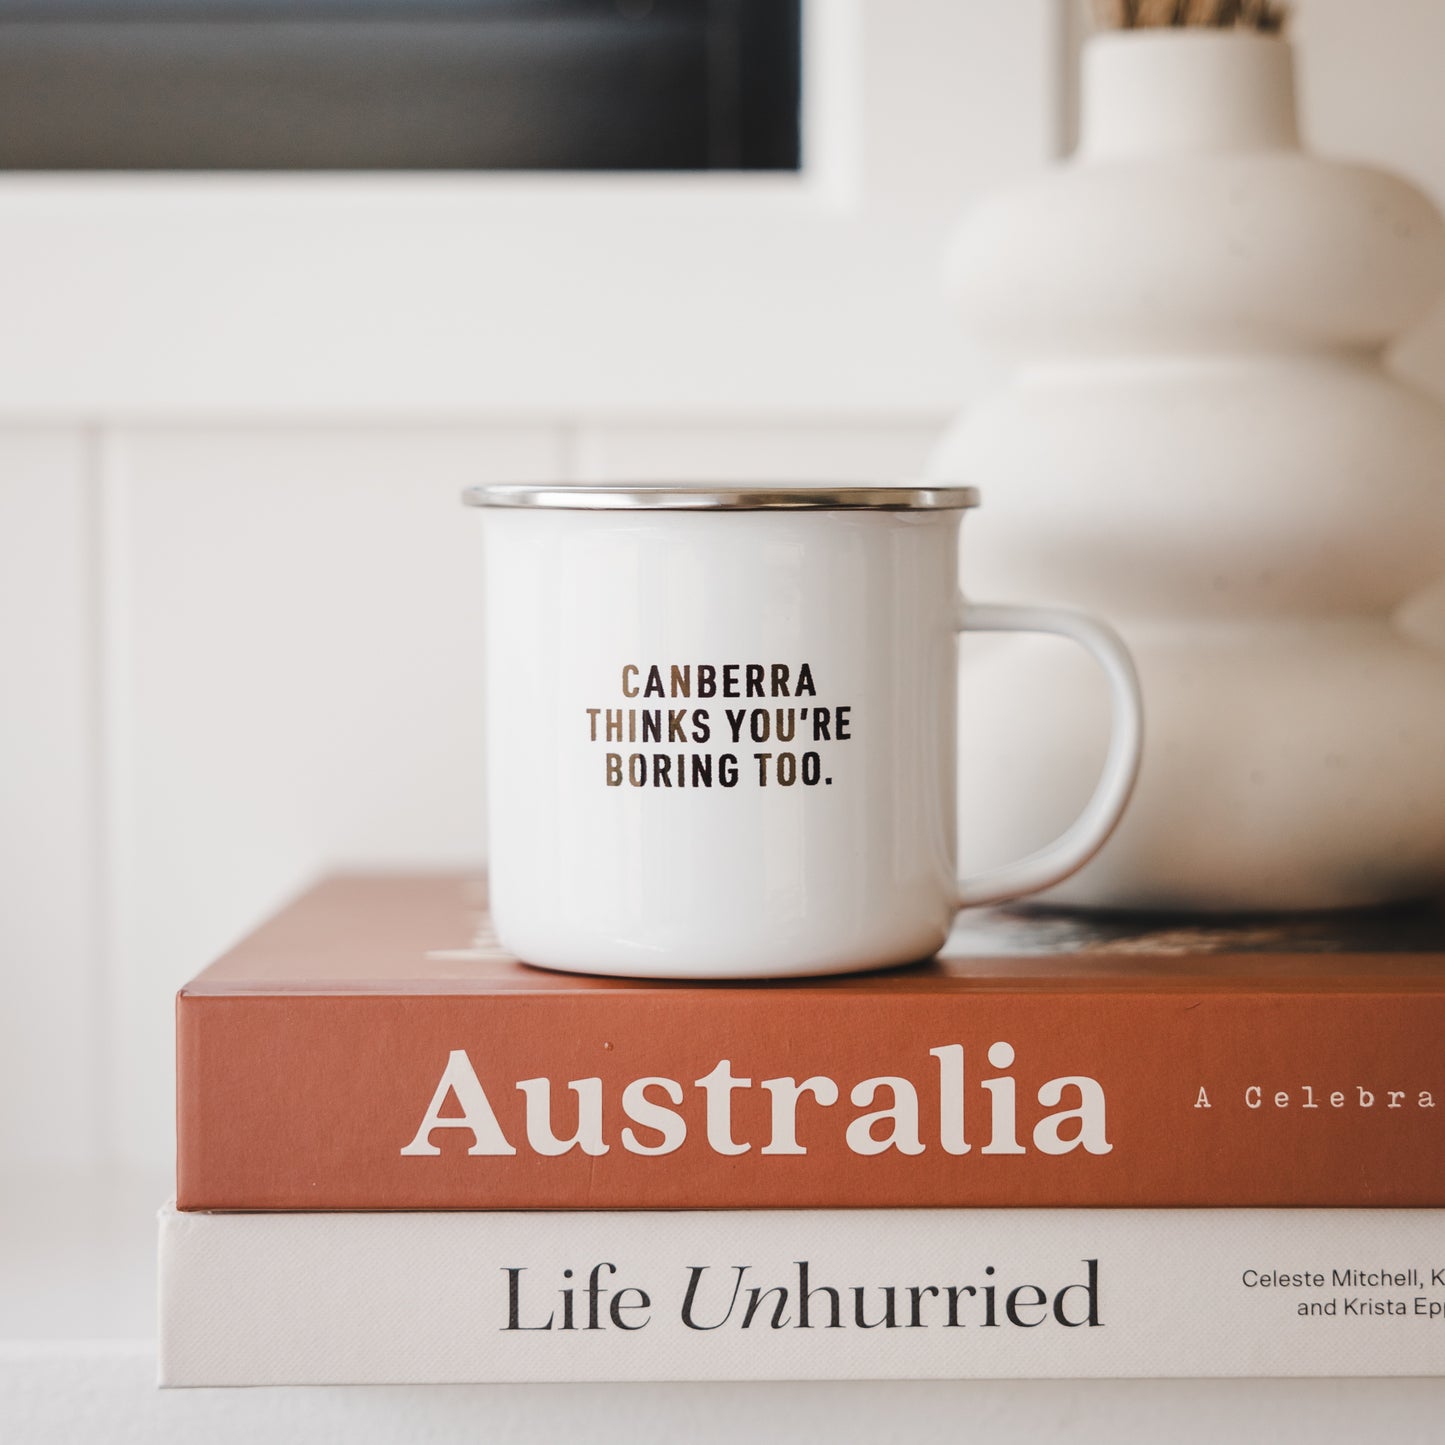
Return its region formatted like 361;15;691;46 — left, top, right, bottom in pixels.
157;1205;1445;1385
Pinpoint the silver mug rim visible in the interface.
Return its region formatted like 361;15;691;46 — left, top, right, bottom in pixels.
462;483;980;513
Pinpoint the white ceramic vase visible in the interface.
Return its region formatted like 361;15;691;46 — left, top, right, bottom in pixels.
930;29;1445;911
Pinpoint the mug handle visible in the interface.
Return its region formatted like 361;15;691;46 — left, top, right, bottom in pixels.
953;597;1144;909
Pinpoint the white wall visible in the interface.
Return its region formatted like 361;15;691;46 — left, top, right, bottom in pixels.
1;0;1444;1390
0;0;1066;1177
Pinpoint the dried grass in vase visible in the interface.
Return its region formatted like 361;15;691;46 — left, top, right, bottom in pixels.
1089;0;1287;32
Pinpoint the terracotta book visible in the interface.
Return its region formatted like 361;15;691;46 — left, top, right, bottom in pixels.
176;874;1445;1210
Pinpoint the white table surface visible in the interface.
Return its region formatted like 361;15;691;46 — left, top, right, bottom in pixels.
4;1170;1443;1445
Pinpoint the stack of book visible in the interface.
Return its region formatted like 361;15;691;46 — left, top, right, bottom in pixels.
160;874;1445;1384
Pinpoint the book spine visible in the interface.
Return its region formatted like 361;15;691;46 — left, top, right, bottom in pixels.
158;1205;1445;1384
176;988;1445;1210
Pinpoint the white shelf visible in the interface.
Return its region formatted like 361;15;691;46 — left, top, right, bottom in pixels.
4;1172;1445;1443
7;1345;1445;1445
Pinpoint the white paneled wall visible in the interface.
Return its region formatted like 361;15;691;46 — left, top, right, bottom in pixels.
573;420;945;484
0;433;99;1166
0;3;1058;420
103;427;564;1165
1292;0;1445;394
1292;0;1445;199
0;0;1443;1188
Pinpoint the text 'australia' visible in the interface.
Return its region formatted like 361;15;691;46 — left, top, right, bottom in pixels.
399;1044;1111;1159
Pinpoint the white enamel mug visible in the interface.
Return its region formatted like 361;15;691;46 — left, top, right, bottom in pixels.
466;484;1143;979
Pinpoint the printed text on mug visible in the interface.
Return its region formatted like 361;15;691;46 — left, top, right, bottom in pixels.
583;662;856;790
